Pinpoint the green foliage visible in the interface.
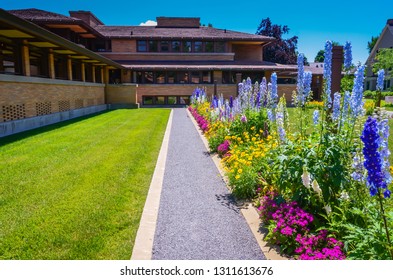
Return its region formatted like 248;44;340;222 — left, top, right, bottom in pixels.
340;74;354;92
228;164;259;199
208;127;226;153
0;109;170;259
373;48;393;73
229;110;268;138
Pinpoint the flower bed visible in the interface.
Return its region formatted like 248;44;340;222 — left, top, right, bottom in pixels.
188;41;393;260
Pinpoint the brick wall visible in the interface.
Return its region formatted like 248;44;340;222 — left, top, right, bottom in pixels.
0;76;105;122
106;84;137;104
111;39;136;52
232;44;262;61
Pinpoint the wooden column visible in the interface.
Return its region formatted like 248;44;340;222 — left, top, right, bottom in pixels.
103;66;110;84
67;56;73;81
21;40;30;77
92;65;96;83
81;62;86;82
100;66;104;84
48;50;55;79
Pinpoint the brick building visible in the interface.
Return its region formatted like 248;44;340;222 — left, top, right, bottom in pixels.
0;8;298;135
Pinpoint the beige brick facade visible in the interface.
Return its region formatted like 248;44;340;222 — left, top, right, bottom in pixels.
0;76;105;122
111;39;137;52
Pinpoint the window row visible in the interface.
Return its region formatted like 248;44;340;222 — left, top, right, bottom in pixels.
136;71;213;84
137;40;226;53
142;96;190;106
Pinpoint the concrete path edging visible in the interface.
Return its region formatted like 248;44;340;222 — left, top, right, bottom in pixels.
131;109;173;260
186;108;287;260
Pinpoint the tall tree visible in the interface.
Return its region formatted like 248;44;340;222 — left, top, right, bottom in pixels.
314;41;340;62
367;35;379;54
256;18;298;64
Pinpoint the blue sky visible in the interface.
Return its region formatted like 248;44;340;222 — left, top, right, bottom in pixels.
1;0;392;64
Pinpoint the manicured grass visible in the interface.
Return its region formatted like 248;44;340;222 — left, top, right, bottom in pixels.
0;109;170;260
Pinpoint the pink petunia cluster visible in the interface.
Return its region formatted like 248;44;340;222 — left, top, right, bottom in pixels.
257;191;279;223
271;201;314;236
295;230;346;260
189;107;209;132
217;140;231;157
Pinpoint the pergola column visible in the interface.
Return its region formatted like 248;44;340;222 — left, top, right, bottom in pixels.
67;56;73;81
48;49;55;79
103;66;110;84
92;65;96;83
100;66;104;84
81;62;86;82
21;40;30;77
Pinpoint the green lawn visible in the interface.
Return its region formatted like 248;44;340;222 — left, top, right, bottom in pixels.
0;109;170;259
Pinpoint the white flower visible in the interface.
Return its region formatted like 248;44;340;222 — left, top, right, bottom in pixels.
340;192;350;200
324;205;332;215
302;170;311;189
312;180;322;196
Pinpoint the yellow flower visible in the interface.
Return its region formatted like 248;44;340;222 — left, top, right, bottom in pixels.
251;126;255;130
235;175;240;179
251;137;256;142
238;169;243;174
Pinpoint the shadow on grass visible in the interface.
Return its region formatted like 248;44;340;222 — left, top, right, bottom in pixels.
0;110;112;146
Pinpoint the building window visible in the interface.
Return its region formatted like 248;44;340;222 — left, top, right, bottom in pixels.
137;41;147;52
156;96;165;105
149;40;158;52
167;71;176;83
144;71;154;83
182;41;192;52
160;41;169;52
168;96;177;105
202;71;212;83
277;77;296;84
156;71;166;83
194;41;203;52
384;80;391;90
172;41;181;52
366;81;370;90
205;42;214;52
191;71;200;83
179;96;190;105
178;72;189;83
143;96;154;105
222;71;235;84
215;41;225;52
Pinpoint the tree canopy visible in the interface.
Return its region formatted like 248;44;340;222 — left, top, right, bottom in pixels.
256;18;298;64
373;48;393;73
314;41;340;62
367;35;379;54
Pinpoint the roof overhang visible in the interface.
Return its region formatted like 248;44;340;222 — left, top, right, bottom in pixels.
0;9;123;69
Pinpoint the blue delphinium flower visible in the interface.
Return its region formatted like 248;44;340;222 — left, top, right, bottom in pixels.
303;71;312;100
271;73;278;107
245;77;252;93
342;91;351;120
267;109;275;122
229;96;233;108
276;111;286;142
350;65;366;119
332;92;341;121
378;119;392;189
352;153;365;182
238;82;244;96
377;69;385;91
260;77;267;107
361;117;389;197
297;53;304;96
324;41;333;108
344;41;352;71
313;110;319;125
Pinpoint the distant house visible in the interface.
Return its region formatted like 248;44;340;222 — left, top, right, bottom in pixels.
365;19;393;91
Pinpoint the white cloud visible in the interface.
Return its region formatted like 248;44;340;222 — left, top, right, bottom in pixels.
139;20;157;26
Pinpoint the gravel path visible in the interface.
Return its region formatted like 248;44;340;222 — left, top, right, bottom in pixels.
152;108;266;260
